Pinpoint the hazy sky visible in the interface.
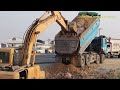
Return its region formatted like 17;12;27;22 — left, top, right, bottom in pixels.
0;11;119;42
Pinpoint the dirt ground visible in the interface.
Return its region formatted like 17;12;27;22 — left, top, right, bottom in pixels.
44;58;120;79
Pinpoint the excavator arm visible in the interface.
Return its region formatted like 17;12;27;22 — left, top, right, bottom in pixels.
18;11;68;66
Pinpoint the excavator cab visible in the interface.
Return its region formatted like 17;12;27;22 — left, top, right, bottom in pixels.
0;48;14;65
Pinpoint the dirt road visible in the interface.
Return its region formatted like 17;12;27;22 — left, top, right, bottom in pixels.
94;58;120;79
44;58;120;79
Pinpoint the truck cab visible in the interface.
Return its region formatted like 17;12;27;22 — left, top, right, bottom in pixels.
100;35;108;55
106;42;111;53
106;38;120;58
86;35;108;55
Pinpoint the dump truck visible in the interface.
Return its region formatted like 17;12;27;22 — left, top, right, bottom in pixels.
55;11;106;68
106;38;120;58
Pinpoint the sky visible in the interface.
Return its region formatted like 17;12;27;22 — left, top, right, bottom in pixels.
0;11;120;42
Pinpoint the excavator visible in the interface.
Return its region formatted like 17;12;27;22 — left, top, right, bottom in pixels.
0;11;69;79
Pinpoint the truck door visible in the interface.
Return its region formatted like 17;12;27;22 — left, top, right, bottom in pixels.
101;36;107;54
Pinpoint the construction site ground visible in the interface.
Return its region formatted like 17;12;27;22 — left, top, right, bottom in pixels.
36;54;120;79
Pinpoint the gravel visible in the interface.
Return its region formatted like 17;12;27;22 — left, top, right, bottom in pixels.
43;59;120;79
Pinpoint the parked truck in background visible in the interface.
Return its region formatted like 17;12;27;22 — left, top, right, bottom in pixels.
55;11;106;68
106;38;120;58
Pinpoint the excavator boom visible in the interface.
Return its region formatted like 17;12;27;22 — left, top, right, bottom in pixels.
19;11;68;66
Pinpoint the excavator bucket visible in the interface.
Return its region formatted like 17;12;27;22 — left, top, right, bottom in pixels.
55;35;79;54
27;65;45;79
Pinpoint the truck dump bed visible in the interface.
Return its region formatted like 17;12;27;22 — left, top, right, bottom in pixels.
55;12;100;55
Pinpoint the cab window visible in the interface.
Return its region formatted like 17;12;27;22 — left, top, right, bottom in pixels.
0;52;9;63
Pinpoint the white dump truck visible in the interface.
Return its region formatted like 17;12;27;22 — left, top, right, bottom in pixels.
107;38;120;58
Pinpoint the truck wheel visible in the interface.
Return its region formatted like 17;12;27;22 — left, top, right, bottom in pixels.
62;57;71;65
71;56;79;67
107;53;111;58
95;55;100;64
118;54;120;58
79;55;85;68
100;54;105;63
85;54;90;66
55;55;62;63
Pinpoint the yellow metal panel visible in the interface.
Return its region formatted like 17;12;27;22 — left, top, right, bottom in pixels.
0;71;19;79
27;65;45;79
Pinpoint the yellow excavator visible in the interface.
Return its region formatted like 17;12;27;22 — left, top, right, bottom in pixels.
0;11;69;79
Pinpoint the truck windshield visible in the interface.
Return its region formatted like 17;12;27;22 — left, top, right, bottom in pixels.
0;52;9;63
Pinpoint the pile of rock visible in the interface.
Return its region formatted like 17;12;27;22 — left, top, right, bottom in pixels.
70;14;97;36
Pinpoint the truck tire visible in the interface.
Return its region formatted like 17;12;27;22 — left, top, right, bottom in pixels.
55;55;62;63
85;54;90;66
107;53;111;58
62;57;71;65
71;56;79;67
79;55;85;68
118;54;120;58
100;54;105;63
95;55;100;64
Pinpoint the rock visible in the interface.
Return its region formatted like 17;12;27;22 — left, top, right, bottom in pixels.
71;15;97;35
64;72;72;79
